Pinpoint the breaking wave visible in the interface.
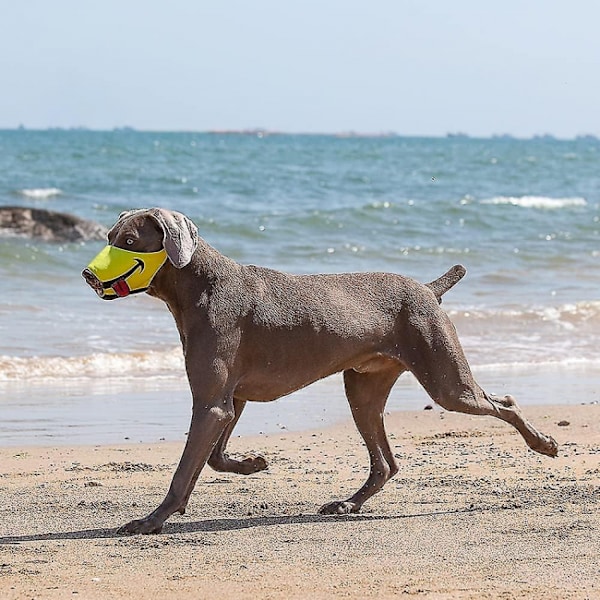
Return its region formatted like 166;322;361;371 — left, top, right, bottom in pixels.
479;195;587;209
2;301;600;384
449;300;600;327
17;187;63;199
0;347;185;383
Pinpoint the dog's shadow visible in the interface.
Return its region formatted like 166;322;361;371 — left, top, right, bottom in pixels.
0;508;469;545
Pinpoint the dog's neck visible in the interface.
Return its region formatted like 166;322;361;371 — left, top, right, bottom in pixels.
147;237;240;329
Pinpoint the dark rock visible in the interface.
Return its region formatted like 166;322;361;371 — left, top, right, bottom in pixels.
0;206;107;242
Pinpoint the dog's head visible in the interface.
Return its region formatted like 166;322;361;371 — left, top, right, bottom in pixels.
82;208;199;300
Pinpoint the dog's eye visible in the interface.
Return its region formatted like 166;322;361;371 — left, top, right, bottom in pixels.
126;238;134;246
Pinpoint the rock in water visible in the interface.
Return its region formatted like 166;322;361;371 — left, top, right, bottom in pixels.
0;206;107;242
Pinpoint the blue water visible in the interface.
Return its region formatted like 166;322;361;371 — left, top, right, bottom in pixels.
1;130;599;444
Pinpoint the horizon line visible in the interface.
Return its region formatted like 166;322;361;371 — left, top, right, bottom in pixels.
1;125;599;142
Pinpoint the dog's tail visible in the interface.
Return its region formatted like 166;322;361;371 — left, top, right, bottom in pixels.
426;264;466;304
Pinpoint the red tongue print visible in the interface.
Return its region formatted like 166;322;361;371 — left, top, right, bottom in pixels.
112;279;131;297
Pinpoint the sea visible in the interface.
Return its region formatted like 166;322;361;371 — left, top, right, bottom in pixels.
1;129;599;445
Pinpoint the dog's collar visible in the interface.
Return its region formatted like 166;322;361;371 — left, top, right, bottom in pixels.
84;245;167;300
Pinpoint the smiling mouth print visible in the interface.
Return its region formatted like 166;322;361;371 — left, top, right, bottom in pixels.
101;258;145;297
83;245;168;300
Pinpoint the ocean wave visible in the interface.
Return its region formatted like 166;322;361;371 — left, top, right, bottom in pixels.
475;356;600;372
479;195;587;209
0;347;185;383
448;300;600;368
1;326;599;391
2;344;599;391
449;300;600;326
17;188;63;199
449;300;600;321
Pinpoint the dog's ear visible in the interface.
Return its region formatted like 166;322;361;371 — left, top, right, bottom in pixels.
148;208;199;268
118;209;143;221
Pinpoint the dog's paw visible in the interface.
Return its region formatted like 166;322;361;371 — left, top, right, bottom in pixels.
210;453;268;475
318;500;360;515
241;454;268;474
531;434;559;458
117;517;164;535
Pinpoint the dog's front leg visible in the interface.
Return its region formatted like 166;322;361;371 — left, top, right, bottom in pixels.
209;397;269;474
117;401;234;534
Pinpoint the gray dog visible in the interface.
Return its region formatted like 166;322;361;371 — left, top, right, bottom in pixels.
82;208;558;534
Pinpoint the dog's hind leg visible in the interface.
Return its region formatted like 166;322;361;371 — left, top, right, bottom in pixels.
208;397;268;474
319;364;403;515
406;311;558;457
435;386;558;457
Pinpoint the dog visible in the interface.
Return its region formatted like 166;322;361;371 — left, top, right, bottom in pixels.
82;208;558;534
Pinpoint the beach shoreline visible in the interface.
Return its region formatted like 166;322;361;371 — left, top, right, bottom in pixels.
2;362;599;447
1;403;598;599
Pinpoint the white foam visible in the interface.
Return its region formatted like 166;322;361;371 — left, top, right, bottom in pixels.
480;195;587;209
18;188;63;199
0;347;185;383
450;300;600;321
475;356;600;372
2;301;600;385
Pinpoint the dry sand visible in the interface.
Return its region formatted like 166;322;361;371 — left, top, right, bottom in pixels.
1;404;598;599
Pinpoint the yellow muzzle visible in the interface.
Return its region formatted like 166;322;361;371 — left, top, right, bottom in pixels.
83;245;167;300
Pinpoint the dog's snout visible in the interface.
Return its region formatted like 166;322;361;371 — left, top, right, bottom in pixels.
81;267;95;282
82;268;104;294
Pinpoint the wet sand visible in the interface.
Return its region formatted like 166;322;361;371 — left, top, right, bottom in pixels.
1;404;598;599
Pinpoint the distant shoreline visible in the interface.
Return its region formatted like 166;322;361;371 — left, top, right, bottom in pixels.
1;127;598;142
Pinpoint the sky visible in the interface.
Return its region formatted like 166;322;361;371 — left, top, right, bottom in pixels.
1;0;599;137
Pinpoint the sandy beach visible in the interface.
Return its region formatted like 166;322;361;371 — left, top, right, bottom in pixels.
1;403;598;599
